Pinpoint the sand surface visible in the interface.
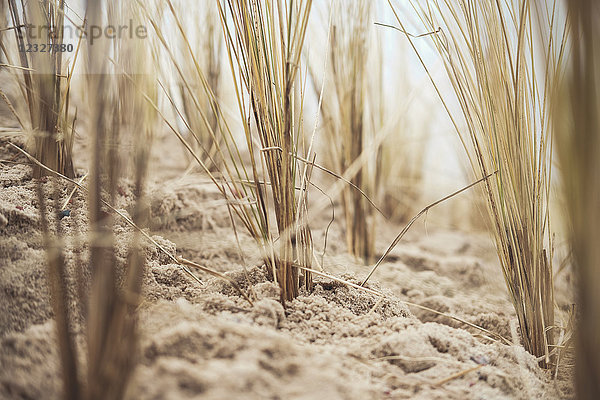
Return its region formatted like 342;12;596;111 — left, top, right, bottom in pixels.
0;134;574;399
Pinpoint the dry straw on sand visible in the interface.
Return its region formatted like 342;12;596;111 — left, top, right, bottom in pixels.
390;0;567;367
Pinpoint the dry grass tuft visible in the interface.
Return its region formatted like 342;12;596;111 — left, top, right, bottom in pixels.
312;0;375;262
1;0;77;178
556;0;600;396
392;0;566;366
310;2;429;261
217;0;315;302
142;0;315;303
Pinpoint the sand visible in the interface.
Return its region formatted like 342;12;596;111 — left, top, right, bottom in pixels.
0;133;574;399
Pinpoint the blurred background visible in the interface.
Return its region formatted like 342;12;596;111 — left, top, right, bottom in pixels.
0;0;570;237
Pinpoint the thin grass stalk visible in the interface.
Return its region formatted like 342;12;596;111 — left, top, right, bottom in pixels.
35;178;80;400
296;152;314;291
393;0;563;365
557;0;600;396
85;2;154;398
0;1;6;65
85;3;115;397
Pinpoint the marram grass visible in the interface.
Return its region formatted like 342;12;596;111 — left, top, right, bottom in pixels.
392;0;565;366
2;0;77;178
311;1;429;262
217;0;315;302
144;0;315;303
313;0;375;262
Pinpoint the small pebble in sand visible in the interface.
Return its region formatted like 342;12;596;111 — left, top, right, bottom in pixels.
470;355;490;365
